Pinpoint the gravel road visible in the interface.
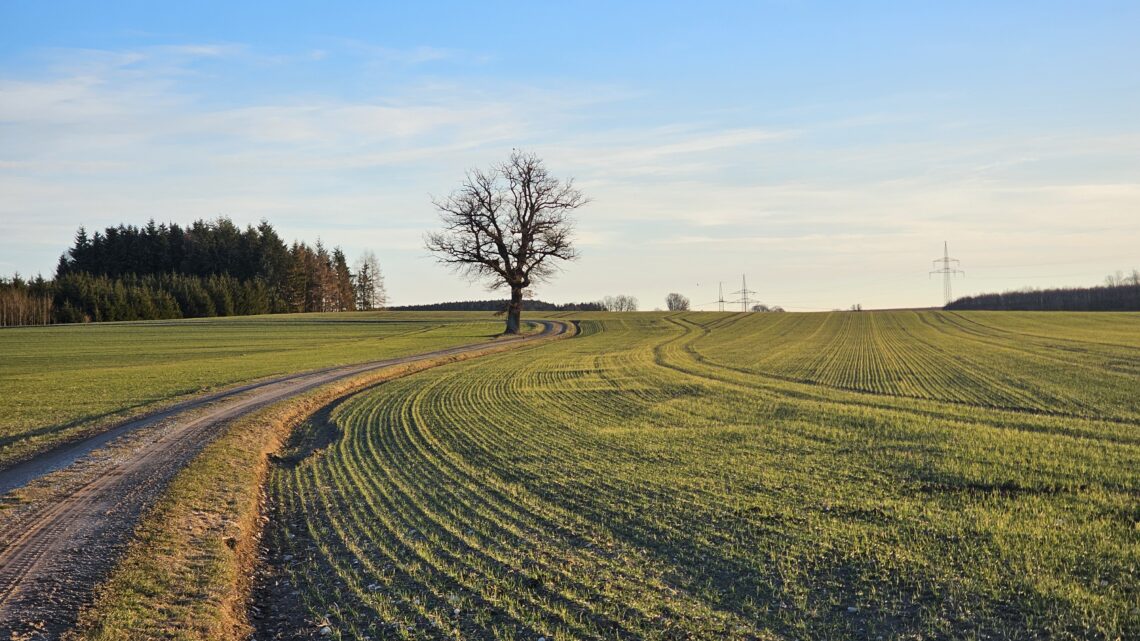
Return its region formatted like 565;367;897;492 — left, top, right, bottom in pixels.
0;320;568;639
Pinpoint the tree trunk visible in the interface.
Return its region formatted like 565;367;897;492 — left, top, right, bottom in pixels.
505;286;523;334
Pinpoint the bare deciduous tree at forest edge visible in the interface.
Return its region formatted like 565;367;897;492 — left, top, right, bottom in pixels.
354;250;387;311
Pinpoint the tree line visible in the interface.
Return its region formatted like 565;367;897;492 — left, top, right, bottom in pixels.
946;271;1140;311
0;217;386;326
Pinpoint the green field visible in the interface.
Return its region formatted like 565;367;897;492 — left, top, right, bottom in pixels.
267;311;1140;640
0;312;505;467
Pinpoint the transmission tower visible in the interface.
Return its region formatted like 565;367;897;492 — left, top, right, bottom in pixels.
717;282;727;312
731;274;758;312
930;241;964;305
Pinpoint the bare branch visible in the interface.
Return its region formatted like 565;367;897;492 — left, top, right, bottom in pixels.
425;151;585;288
424;151;586;332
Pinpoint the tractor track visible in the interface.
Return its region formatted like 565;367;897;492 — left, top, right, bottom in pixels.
0;320;569;639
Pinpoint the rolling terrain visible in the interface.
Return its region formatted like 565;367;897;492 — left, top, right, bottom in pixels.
261;311;1139;640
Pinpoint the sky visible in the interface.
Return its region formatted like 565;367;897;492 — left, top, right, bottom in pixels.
1;1;1138;310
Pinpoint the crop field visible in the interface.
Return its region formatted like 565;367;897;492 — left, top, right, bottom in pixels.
266;311;1139;640
0;312;505;467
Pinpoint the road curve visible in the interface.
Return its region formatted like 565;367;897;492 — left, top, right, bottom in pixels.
0;320;570;639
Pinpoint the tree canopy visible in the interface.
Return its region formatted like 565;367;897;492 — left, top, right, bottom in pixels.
426;151;586;333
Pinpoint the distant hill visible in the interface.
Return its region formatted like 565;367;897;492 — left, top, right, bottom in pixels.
390;299;604;312
946;281;1140;311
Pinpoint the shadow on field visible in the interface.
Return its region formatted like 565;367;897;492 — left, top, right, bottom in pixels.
269;404;343;469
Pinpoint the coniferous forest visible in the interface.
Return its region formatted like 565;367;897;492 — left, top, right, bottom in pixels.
0;218;386;326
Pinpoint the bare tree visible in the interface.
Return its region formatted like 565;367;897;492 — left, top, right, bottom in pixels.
602;295;639;312
665;292;690;311
1106;269;1140;287
354;251;387;311
426;151;586;334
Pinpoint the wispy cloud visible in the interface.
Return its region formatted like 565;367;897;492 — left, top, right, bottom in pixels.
2;40;1138;308
549;125;795;180
333;38;490;66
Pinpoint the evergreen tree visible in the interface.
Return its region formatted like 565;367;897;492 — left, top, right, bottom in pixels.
5;216;382;324
332;248;356;311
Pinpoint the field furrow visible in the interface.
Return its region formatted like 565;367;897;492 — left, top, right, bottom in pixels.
262;311;1139;641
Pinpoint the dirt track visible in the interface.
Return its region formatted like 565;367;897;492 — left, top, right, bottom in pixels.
0;321;568;640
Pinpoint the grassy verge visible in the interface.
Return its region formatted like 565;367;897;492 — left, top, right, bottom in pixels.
66;324;570;641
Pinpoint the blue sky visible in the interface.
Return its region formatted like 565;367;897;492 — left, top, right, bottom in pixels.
2;1;1138;309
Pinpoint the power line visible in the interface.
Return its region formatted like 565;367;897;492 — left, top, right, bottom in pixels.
930;241;964;305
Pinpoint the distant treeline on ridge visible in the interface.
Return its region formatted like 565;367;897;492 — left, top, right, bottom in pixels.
946;274;1140;312
390;299;604;312
0;217;386;326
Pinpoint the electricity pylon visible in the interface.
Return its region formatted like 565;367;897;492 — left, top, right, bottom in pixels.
930;241;964;305
731;274;757;312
